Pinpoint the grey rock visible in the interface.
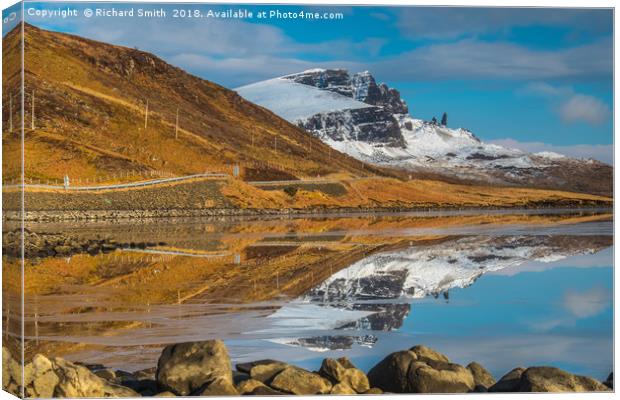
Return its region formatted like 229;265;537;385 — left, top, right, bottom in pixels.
410;345;450;363
94;369;117;381
248;385;287;395
156;340;232;396
367;350;418;393
154;391;176;397
519;366;610;392
25;354;59;398
489;367;526;392
407;360;475;393
236;378;268;394
270;366;332;395
330;382;357;394
318;358;369;393
248;361;288;384
337;357;357;370
319;358;347;384
192;377;238;396
236;359;283;374
467;361;496;390
52;357;139;398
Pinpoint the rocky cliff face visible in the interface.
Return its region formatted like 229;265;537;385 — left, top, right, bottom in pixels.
280;69;408;147
298;107;404;147
350;71;409;114
283;69;408;115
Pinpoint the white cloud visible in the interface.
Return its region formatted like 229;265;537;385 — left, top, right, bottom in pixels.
519;82;611;127
558;94;610;125
527;286;611;332
519;82;571;97
564;287;611;318
489;138;612;165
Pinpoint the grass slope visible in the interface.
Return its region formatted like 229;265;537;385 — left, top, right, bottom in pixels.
3;24;381;183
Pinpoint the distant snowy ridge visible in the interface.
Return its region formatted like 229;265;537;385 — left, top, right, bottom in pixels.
236;69;612;196
235;77;372;121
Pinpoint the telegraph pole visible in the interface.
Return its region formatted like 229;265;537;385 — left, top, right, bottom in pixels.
175;107;179;139
31;89;35;130
274;136;277;152
9;94;12;132
144;99;149;129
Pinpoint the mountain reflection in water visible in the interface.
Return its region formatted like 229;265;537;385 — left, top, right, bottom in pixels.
2;210;612;380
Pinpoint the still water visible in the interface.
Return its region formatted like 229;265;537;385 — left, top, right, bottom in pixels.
4;209;613;381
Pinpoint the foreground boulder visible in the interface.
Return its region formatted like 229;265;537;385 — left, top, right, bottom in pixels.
520;367;610;392
488;367;526;392
52;358;139;398
156;340;233;396
367;350;418;392
408;359;475;393
246;361;289;384
410;345;450;363
2;348;138;398
368;345;474;393
270;366;332;395
3;347;22;396
490;366;610;392
193;377;238;396
467;362;496;391
236;378;268;394
330;382;357;394
318;358;370;393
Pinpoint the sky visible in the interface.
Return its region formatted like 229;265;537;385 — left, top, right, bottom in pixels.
5;3;614;162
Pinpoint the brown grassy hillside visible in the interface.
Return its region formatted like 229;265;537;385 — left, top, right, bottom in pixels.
2;23;23;189
3;23;385;183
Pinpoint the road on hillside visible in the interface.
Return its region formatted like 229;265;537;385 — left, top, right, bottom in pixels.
3;173;228;191
3;174;366;191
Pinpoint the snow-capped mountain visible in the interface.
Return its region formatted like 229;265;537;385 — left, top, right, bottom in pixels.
260;235;610;352
237;69;405;147
236;69;612;196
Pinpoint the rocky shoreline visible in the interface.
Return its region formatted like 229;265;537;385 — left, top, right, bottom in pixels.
2;229;165;258
3;341;613;397
3;203;612;222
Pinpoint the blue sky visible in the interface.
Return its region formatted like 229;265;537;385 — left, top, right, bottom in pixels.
7;3;614;162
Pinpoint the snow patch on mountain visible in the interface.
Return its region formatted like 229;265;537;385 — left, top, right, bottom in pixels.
235;77;372;121
327;116;544;177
